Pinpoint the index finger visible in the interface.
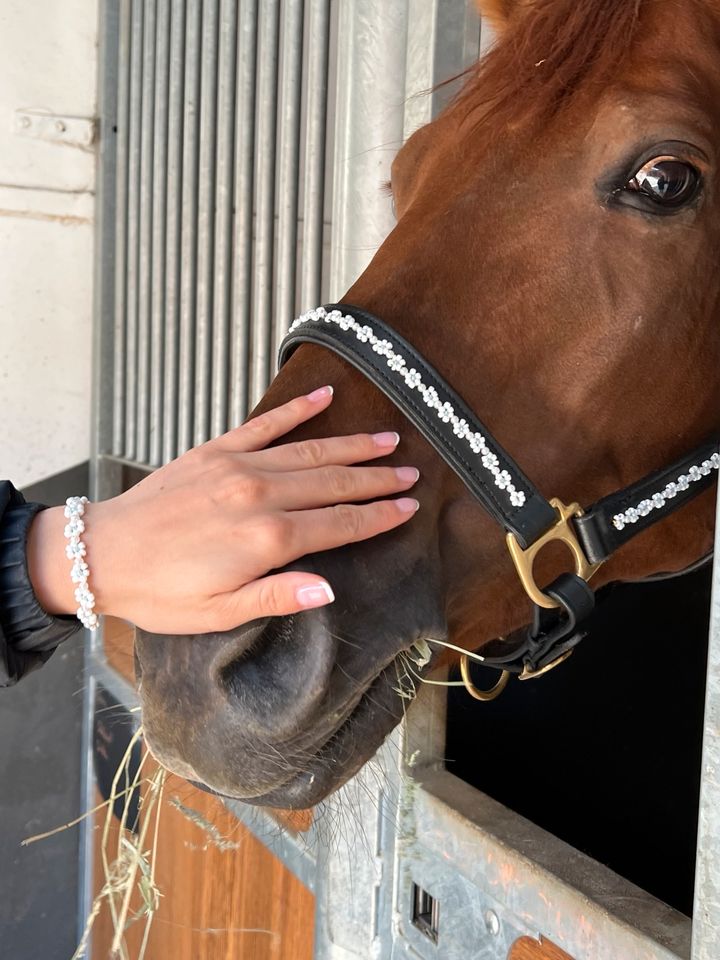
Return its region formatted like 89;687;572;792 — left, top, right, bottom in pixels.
209;386;335;453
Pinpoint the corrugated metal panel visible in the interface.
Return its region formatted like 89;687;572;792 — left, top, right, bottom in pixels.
108;0;337;464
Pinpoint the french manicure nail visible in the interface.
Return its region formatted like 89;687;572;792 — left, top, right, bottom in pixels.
373;431;400;447
297;581;336;608
395;467;420;484
306;385;334;402
396;497;420;514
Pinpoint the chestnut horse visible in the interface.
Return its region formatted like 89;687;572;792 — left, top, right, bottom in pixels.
135;0;720;808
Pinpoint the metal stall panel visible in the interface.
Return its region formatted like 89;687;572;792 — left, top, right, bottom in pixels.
97;0;339;478
692;493;720;959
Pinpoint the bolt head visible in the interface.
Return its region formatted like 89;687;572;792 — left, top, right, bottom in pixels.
484;909;500;937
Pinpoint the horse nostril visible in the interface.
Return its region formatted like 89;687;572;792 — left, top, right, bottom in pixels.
217;611;338;742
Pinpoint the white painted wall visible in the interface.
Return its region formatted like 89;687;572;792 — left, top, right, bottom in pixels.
0;1;98;488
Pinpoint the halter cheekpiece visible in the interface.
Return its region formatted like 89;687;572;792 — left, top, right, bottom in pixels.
279;304;719;701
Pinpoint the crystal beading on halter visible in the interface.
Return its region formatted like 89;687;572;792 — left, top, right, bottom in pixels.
290;307;527;509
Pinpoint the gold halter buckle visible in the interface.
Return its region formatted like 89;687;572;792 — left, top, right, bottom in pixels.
518;647;574;680
506;498;602;610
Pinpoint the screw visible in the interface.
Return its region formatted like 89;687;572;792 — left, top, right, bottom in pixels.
19;115;31;129
484;910;500;937
55;120;66;133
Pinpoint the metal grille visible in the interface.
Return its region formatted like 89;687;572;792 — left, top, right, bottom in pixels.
109;0;333;467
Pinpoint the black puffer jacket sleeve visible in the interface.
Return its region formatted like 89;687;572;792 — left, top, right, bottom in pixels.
0;481;82;687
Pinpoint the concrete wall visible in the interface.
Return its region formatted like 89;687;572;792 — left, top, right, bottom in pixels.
0;0;98;488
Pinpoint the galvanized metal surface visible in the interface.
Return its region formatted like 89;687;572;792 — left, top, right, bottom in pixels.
229;0;259;427
692;489;720;959
329;0;407;300
149;0;170;467
209;0;238;439
177;0;201;455
299;0;331;310
161;0;185;463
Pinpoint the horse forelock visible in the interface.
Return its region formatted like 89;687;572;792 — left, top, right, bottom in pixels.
460;0;698;132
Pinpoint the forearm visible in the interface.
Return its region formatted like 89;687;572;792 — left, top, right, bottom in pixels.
0;482;81;687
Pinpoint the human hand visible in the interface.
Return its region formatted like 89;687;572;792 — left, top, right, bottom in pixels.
27;386;419;633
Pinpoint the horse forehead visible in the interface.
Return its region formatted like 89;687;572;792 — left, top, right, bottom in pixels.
416;1;720;163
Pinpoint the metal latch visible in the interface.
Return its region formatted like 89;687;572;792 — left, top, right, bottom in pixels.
14;110;96;149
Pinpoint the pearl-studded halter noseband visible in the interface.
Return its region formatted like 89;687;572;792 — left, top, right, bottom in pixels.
280;304;719;700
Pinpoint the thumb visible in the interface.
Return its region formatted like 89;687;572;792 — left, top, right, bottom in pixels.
219;572;336;626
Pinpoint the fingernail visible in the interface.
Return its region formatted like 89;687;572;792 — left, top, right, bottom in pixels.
306;385;334;402
297;581;335;608
373;431;400;447
395;466;420;484
396;497;420;514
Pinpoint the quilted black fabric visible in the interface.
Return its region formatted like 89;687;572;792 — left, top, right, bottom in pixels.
0;481;80;686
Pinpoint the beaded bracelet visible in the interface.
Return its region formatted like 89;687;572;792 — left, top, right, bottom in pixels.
64;496;98;630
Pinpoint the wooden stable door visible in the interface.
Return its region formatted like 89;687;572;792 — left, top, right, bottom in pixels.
91;620;315;960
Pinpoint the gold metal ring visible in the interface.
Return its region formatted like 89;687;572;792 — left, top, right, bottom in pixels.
459;655;510;702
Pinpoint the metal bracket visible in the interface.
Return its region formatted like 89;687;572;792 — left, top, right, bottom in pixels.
14;110;96;148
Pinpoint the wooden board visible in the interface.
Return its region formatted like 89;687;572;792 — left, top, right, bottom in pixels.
90;764;315;959
509;936;576;960
92;619;315;958
102;617;136;685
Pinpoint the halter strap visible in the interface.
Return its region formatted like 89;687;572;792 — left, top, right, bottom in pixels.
281;303;557;548
279;304;719;683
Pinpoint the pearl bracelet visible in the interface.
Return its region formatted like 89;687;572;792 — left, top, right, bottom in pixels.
64;496;98;630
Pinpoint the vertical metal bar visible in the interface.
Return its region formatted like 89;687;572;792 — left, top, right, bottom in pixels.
210;0;238;436
249;0;280;408
162;1;186;464
150;0;170;467
273;0;304;362
136;0;157;465
299;0;330;311
404;0;474;140
692;493;720;958
86;0;121;939
329;0;408;300
193;0;219;446
124;0;144;460
210;0;238;439
111;0;131;458
229;0;259;427
177;0;202;454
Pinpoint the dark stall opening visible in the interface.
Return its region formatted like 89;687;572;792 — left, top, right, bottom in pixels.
444;566;711;916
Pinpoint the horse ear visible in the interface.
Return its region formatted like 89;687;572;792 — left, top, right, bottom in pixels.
475;0;532;29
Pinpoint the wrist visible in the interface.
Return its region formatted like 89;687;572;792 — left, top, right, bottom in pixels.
26;499;120;620
26;507;76;616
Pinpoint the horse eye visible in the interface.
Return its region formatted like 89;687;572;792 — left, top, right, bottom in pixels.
625;156;700;208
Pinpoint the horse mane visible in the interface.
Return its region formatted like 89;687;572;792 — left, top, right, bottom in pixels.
460;0;645;130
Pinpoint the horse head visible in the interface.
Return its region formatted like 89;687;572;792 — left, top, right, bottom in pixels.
135;0;720;806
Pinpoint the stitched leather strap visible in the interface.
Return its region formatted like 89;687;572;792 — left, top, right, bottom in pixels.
574;440;719;564
480;573;595;675
280;304;558;548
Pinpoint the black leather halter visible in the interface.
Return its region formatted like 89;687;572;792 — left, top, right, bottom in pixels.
279;304;719;693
